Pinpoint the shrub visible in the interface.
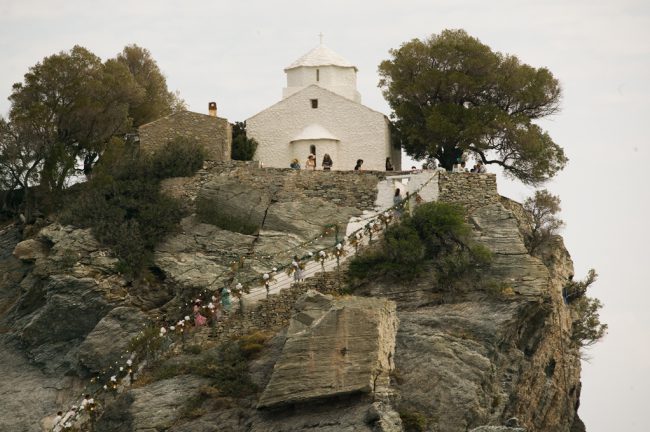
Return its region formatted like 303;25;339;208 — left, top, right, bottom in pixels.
151;136;206;179
523;189;564;254
398;407;427;432
568;269;607;349
231;121;258;161
571;296;607;349
61;138;195;276
348;202;491;286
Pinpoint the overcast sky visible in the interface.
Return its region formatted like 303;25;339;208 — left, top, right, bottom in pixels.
1;1;648;430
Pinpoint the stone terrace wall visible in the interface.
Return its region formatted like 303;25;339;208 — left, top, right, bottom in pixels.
138;110;232;161
437;172;499;214
162;162;386;212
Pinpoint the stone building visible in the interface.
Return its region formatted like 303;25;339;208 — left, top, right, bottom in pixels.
246;43;401;171
138;106;232;161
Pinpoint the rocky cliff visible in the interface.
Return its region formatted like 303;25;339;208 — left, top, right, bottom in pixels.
0;164;585;432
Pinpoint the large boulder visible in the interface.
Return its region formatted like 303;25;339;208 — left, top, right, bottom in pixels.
258;291;398;408
17;275;112;370
77;306;149;372
13;238;48;261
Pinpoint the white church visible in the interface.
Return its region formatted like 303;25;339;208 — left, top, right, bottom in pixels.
246;41;401;171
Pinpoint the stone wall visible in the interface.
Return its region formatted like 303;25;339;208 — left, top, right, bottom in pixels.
437;172;499;213
138;110;232;161
162;162;386;212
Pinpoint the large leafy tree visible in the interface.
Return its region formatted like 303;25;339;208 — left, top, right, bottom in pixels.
379;29;567;184
7;45;143;190
116;44;186;128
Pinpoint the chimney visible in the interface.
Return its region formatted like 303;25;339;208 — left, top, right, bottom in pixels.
208;102;217;117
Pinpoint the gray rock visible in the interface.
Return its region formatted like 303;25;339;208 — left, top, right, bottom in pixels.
471;203;549;297
251;397;379;432
198;177;272;229
258;291;398;408
13;238;48;261
155;216;256;289
0;336;63;432
77;306;149;372
128;375;211;431
17;275;112;370
168;410;248;432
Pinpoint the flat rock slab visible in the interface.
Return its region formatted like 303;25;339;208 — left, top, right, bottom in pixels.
258;291;397;408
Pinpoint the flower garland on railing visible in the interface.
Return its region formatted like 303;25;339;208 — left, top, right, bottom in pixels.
51;172;439;431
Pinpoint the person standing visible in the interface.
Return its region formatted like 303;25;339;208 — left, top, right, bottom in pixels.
393;188;404;217
322;154;333;171
306;154;316;170
193;300;207;326
385;157;394;171
354;159;364;170
220;287;232;313
292;255;305;282
290;158;301;169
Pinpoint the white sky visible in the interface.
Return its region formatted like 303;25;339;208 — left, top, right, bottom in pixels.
1;1;648;430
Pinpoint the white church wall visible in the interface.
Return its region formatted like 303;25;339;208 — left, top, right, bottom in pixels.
283;66;360;102
248;86;391;171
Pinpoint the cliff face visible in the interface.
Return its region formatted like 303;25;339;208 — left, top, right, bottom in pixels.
0;165;584;432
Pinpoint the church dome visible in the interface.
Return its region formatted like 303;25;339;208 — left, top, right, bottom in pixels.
284;44;357;72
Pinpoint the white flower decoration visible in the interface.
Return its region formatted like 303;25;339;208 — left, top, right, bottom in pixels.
170;325;176;331
272;267;277;272
126;359;132;366
263;273;270;280
110;375;117;382
236;283;243;290
336;243;342;250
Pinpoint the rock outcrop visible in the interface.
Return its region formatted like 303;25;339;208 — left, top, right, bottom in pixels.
258;290;398;408
0;165;588;432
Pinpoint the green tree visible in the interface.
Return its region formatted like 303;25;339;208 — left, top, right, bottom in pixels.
567;269;607;349
523;189;564;253
231;121;258;161
7;45;143;191
0;119;43;219
378;29;567;184
116;44;186;128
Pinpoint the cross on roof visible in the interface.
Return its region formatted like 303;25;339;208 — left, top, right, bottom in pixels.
318;32;324;45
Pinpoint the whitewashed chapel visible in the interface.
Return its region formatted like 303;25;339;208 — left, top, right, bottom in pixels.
246;41;401;171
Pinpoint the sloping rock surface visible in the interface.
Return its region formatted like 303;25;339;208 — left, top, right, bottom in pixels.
258;291;398;408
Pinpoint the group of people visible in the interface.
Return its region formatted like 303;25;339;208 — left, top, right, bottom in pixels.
452;160;487;173
288;154;488;173
291;153;334;171
190;286;233;328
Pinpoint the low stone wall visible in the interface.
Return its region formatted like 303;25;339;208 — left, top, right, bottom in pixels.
437;172;499;213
